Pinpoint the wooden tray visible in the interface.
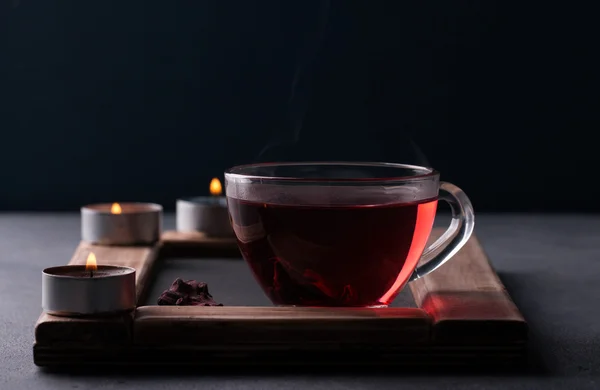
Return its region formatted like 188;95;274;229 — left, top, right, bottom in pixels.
33;228;528;369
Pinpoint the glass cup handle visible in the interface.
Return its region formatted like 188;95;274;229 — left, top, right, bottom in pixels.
409;182;475;282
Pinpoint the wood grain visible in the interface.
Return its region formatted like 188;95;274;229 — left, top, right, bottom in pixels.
34;228;528;369
34;344;527;369
35;241;158;345
160;230;240;258
34;313;133;346
161;230;237;247
410;228;527;344
134;306;431;347
64;241;159;302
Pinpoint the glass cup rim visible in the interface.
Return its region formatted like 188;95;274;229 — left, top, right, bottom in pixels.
224;161;439;183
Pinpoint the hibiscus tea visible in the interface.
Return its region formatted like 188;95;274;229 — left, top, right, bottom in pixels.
227;197;438;307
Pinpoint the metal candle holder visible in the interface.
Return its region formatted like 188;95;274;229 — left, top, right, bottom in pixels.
81;203;162;245
42;265;136;316
176;197;234;238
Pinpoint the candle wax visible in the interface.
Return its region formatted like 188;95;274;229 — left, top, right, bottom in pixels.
63;271;127;278
43;265;134;279
84;203;162;214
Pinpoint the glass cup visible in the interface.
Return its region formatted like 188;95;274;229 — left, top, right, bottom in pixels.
224;162;474;307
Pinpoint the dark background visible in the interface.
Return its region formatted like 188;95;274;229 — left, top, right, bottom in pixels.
1;1;598;212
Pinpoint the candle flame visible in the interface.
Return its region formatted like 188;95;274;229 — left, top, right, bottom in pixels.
209;178;222;196
111;203;122;214
85;252;98;272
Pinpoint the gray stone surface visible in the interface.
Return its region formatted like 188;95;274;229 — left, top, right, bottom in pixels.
0;213;598;389
143;257;417;307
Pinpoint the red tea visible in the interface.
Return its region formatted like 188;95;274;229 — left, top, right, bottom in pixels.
227;197;438;307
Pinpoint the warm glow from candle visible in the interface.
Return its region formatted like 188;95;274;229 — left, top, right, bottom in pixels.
209;178;222;196
85;252;98;272
111;203;122;214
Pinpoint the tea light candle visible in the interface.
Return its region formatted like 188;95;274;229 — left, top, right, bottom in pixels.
42;253;136;316
81;202;162;245
176;178;234;237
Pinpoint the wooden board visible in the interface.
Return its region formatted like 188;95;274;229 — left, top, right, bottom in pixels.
159;230;240;258
35;242;158;345
33;228;528;369
61;241;159;301
410;231;528;344
161;230;237;247
134;306;431;346
33;345;527;369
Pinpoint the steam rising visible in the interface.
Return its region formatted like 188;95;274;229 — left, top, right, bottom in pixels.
256;0;332;161
409;139;430;167
255;1;431;169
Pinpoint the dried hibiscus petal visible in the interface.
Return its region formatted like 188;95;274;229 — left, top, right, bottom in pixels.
157;278;223;306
